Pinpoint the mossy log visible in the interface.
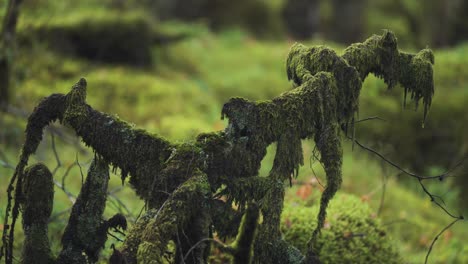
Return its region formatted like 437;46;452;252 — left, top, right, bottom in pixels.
1;31;435;264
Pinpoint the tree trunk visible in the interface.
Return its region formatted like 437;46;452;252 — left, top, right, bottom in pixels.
282;0;320;39
0;0;23;108
328;0;366;44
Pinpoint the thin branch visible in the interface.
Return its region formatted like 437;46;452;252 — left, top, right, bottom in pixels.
425;218;462;264
417;179;460;219
0;150;14;170
53;179;76;204
309;145;324;188
50;133;62;176
175;230;185;264
76;153;84;185
352;116;386;124
5;104;86;153
377;170;388;216
60;162;76;196
48;208;72;223
107;193;134;220
347;134;465;264
135;203;147;223
107;231;124;243
183;238;233;262
347;135;464;219
346;135;466;181
108;187;124;195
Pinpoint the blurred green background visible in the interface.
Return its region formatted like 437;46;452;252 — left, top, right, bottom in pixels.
0;0;467;263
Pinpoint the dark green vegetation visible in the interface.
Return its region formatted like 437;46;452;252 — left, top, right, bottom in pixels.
0;1;467;264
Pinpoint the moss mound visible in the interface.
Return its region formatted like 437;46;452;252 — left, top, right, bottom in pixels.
281;193;403;264
18;11;156;66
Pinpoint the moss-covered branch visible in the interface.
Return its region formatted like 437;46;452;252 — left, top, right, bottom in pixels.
20;163;54;264
123;171;210;264
1;31;436;264
56;156;110;263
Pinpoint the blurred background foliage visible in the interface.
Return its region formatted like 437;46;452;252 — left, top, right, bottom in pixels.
0;0;467;263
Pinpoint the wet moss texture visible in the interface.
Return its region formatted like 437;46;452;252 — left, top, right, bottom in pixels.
1;31;435;264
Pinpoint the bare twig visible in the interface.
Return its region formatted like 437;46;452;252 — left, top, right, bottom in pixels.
346;135;466;181
346;135;465;264
309;145;324;188
0;149;14;170
175;230;185;264
107;231;124;243
417;179;460;219
60;162;77;196
50;133;62;175
377;170;389;216
183;238;232;262
48;208;72;223
76;153;84;185
53;179;76;203
425;218;462;264
352;116;386;124
107;193;134;220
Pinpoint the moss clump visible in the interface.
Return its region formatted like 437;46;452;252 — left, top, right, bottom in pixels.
281;194;403;264
18;10;157;66
342;30;434;125
398;49;434;124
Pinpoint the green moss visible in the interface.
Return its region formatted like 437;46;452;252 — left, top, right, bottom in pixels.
398;49;434;125
282;194;403;264
122;208;158;264
133;171;211;263
63;78;88;127
20;163;55;264
287;43;361;126
343;31;400;87
342;31;434;125
57;156;110;263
